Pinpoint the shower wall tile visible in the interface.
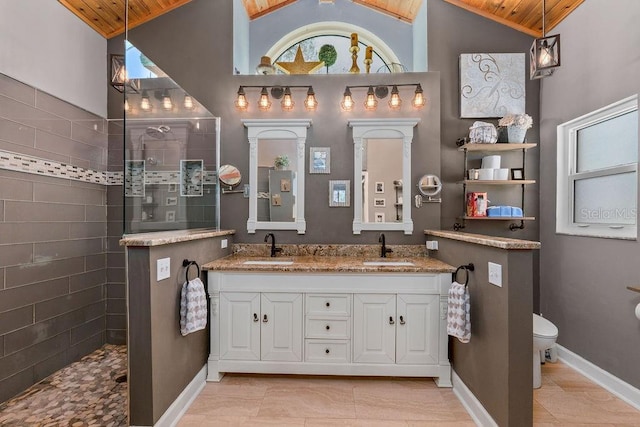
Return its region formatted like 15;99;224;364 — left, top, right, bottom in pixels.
4;301;103;355
0;74;35;107
0;95;72;138
0;277;69;313
0;74;108;402
0;118;36;147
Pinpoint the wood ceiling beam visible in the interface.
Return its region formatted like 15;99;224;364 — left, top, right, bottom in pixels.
443;0;540;37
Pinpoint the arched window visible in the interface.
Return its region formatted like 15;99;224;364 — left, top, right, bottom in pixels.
265;22;404;74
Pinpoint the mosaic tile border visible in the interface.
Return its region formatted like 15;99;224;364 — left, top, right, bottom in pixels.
0;150;216;187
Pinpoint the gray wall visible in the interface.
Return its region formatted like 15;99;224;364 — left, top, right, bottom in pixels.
431;237;534;426
126;236;232;425
111;0;441;246
539;0;640;389
0;74;108;403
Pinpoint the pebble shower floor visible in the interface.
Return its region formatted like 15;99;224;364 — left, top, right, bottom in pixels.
0;344;127;427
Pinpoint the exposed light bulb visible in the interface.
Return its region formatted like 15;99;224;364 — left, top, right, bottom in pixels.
140;90;151;111
388;85;402;110
304;87;317;111
162;91;173;111
281;87;295;111
364;86;377;111
124;97;130;112
341;88;354;111
258;87;272;111
183;94;195;110
412;84;426;109
235;87;248;111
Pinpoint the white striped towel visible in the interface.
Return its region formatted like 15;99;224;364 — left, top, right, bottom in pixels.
180;277;208;336
447;281;470;343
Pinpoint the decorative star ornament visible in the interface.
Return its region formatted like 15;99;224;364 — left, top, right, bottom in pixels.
275;46;324;75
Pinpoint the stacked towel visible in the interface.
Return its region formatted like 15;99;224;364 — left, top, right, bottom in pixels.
180;278;207;336
447;281;471;343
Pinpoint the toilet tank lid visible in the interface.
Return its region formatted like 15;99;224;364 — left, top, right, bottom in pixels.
533;314;558;337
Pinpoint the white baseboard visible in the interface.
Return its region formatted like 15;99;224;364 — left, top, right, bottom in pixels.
555;344;640;411
153;365;207;427
452;370;497;427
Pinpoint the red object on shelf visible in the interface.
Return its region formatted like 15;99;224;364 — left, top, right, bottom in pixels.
466;192;488;217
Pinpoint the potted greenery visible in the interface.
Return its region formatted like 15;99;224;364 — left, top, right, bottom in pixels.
274;155;290;170
498;113;533;143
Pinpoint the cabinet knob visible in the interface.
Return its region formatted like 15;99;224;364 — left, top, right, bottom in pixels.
389;316;395;325
325;325;330;330
325;348;330;354
253;313;259;322
263;314;268;323
325;302;331;307
399;315;405;325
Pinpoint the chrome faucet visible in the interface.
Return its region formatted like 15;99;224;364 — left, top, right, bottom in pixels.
378;233;393;258
264;233;282;257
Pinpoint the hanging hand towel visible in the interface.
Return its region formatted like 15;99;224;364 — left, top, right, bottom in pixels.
447;281;471;343
180;277;207;336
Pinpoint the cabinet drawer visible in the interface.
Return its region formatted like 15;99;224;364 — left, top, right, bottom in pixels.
305;317;350;339
306;294;351;316
305;340;350;363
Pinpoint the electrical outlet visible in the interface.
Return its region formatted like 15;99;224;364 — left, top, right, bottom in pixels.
488;262;502;287
157;257;171;281
426;240;438;250
221;239;228;249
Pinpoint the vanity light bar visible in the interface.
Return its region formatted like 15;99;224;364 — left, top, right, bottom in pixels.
235;85;317;112
340;83;426;112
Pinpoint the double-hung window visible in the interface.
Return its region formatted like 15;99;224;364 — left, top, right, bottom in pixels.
557;95;638;239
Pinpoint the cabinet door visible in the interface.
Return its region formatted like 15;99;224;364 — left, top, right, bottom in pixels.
396;294;439;365
261;293;303;362
353;293;396;363
219;292;260;360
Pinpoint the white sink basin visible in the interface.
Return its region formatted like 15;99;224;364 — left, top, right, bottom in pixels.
363;261;415;267
243;260;294;266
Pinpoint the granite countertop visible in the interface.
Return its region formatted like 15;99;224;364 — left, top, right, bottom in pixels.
203;254;455;274
119;228;235;247
425;230;541;250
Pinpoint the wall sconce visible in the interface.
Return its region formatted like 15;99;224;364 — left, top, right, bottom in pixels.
161;90;173;111
110;54;140;93
139;90;152;111
183;95;195;110
530;0;561;79
341;83;426;112
235;85;317;112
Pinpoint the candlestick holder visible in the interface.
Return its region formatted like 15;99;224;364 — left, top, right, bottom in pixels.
363;58;372;74
349;45;360;74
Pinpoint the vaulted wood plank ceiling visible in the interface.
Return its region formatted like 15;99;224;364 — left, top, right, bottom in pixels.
58;0;584;39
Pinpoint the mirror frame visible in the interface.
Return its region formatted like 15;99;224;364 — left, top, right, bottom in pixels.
243;119;312;234
349;118;420;235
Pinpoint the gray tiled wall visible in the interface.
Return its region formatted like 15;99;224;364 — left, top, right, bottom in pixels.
0;73;110;403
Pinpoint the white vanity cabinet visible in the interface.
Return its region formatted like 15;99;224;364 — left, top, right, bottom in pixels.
219;292;302;362
207;271;452;387
353;293;439;365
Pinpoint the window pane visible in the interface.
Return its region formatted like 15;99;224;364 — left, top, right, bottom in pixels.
573;172;637;224
576;110;638;172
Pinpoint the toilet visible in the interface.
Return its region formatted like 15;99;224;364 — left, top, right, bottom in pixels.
533;313;558;388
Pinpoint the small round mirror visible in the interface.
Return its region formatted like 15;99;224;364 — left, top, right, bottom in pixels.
417;174;442;197
219;164;242;187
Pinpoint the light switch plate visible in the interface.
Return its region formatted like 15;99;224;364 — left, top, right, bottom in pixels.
488;262;502;287
157;257;171;281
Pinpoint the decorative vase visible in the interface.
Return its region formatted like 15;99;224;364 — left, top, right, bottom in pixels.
507;125;527;143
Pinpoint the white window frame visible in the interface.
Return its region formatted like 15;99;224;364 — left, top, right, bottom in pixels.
556;94;638;239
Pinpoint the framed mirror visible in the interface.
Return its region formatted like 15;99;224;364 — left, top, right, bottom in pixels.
243;119;312;234
349;118;420;235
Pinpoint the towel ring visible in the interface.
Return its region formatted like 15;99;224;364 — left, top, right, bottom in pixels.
453;263;475;287
183;259;200;282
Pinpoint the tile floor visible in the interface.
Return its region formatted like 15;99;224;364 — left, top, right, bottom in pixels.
2;344;640;426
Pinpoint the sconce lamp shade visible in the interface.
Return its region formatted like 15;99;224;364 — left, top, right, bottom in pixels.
388;85;402;110
140;90;152;111
235;87;248;111
341;87;354;112
530;34;561;79
258;87;272;111
364;86;378;111
412;84;426;109
304;87;318;111
161;90;173;111
281;87;295;111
